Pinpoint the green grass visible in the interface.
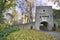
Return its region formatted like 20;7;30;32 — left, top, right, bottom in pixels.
0;24;58;40
0;24;20;40
6;30;56;40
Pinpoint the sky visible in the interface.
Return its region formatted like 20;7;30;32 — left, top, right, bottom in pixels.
34;0;60;9
15;0;60;19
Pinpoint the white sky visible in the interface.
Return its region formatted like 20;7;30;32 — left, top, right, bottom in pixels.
34;0;60;9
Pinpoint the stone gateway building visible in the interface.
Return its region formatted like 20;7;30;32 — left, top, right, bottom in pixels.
35;6;54;31
18;6;56;31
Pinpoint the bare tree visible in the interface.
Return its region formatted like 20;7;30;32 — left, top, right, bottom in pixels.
15;0;34;23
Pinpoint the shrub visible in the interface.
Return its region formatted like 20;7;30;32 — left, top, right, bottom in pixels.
0;24;8;32
56;28;60;32
6;30;56;40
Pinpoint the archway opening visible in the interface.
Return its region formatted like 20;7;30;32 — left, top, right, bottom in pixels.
40;21;48;31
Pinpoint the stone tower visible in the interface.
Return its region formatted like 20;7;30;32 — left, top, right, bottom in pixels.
35;6;54;31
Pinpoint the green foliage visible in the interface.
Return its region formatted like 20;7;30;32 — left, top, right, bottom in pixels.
4;0;15;10
6;30;56;40
53;9;60;18
0;24;20;40
53;9;60;25
53;9;60;14
56;19;60;25
0;0;4;23
0;0;16;24
56;28;60;32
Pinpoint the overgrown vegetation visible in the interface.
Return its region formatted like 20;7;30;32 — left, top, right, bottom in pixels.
0;24;20;40
53;9;60;19
56;28;60;32
53;9;60;27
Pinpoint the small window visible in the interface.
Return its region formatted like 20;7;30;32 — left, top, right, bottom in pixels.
43;10;45;12
40;16;41;18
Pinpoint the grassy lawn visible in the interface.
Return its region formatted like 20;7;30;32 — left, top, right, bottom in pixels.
6;30;56;40
0;24;59;40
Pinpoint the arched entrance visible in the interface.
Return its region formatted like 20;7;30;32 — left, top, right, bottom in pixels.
40;21;48;31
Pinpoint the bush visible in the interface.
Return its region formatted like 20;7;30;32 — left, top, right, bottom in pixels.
6;30;56;40
0;24;8;32
56;28;60;32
